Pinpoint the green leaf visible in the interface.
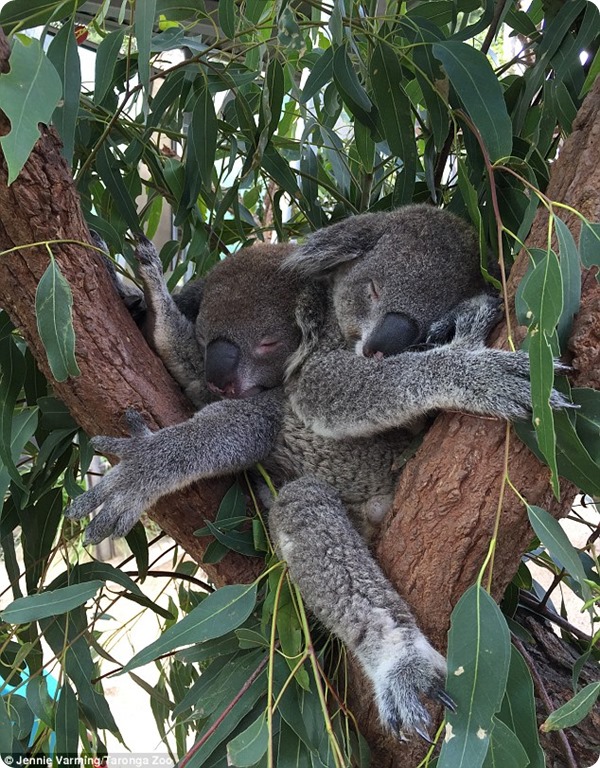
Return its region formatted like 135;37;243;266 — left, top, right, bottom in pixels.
0;333;27;490
227;713;269;767
94;29;126;105
370;43;416;202
55;682;79;755
0;695;14;751
0;0;86;33
135;0;157;99
26;676;55;729
0;408;38;513
432;41;512;162
497;648;544;768
0;36;62;183
541;682;600;732
528;331;559;495
122;583;258;673
35;255;80;382
219;0;236;39
439;585;511;768
553;217;581;350
332;45;377;130
301;47;334;103
1;581;103;623
96;143;140;231
47;18;81;166
554;408;600;497
181;78;217;212
579;220;600;270
571;388;600;460
527;505;593;604
482;718;529;768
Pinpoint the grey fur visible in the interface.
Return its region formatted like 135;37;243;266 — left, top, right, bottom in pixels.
67;209;572;739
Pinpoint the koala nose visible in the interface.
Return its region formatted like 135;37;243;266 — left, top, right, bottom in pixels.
205;339;240;395
363;313;420;358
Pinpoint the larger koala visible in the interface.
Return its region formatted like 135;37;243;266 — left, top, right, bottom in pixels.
67;206;569;740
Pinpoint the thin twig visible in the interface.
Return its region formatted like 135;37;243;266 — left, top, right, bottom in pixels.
179;654;269;768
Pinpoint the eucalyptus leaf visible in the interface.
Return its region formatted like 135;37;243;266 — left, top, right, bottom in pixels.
0;37;62;183
1;581;103;623
541;682;600;732
122;583;258;673
35;256;80;382
432;41;512;161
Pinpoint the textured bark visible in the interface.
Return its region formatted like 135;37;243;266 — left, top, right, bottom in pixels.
0;29;261;588
353;77;600;767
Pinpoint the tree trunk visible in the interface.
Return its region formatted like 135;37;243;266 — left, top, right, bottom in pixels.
353;77;600;767
0;28;597;768
0;29;261;588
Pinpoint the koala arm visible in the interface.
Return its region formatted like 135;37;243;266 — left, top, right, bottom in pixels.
290;341;571;440
135;237;208;408
65;389;284;544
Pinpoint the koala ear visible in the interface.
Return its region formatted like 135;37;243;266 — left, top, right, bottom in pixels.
285;282;329;379
173;278;205;321
283;214;387;276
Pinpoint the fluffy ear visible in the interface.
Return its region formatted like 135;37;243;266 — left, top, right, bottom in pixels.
173;279;205;322
283;213;388;276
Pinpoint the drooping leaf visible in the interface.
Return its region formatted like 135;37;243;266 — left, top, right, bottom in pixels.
227;713;269;767
1;581;103;623
482;717;529;768
579;220;600;270
47;17;81;166
332;45;377;131
553;217;581;350
541;682;600;732
0;0;86;33
94;29;126;105
122;583;258;673
554;409;600;497
0;333;28;490
370;42;416;202
134;0;157;101
0;36;62;183
432;41;512;162
497;648;545;768
219;0;236;39
55;682;79;755
35;255;80;382
301;47;334;104
438;585;511;768
527;505;593;604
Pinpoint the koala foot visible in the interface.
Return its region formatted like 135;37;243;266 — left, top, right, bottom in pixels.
367;632;454;742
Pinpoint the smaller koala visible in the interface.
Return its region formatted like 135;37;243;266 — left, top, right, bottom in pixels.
68;208;571;741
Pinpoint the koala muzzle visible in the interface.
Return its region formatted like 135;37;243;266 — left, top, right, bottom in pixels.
363;313;420;358
205;339;241;396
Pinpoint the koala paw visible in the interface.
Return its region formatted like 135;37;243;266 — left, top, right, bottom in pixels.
372;635;455;742
428;294;502;348
134;235;163;278
65;411;157;545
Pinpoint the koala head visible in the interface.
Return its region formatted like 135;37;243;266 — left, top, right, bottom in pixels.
286;205;489;358
197;243;303;399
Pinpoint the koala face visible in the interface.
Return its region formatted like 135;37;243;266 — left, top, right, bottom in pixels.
331;211;485;358
197;244;302;399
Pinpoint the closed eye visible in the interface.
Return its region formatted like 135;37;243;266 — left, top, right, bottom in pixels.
256;338;283;355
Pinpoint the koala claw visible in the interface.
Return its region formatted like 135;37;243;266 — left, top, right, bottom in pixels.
413;725;435;745
434;688;457;713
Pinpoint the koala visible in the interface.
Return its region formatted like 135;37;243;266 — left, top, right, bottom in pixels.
67;206;570;741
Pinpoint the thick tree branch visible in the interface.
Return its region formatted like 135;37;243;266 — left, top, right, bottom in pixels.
0;29;261;588
356;75;600;767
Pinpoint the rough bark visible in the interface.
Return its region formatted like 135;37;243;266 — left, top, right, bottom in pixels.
0;29;261;588
353;77;600;767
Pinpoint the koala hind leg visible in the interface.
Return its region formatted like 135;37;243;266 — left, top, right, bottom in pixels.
268;476;453;740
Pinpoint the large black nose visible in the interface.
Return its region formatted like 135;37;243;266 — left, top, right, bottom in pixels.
205;339;240;394
363;313;420;358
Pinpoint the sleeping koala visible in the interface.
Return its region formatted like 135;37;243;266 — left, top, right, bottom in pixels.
67;206;570;740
